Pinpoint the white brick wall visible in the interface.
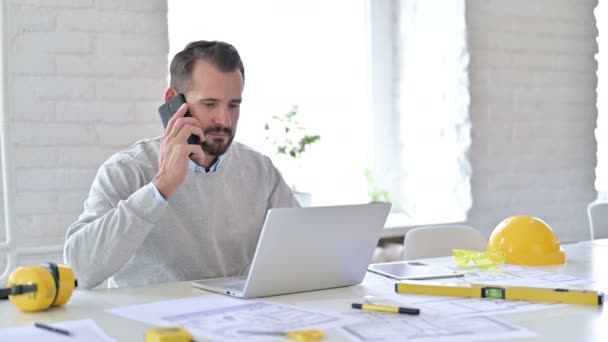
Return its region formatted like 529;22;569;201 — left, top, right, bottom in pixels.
594;2;608;199
466;0;598;242
2;0;168;271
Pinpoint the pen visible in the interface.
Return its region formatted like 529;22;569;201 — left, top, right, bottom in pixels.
351;303;420;315
34;322;72;336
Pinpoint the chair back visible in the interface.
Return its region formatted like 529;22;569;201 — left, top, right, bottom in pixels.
402;224;487;260
587;201;608;240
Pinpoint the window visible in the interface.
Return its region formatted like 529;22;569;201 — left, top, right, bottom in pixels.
168;0;470;226
393;0;471;224
169;0;372;205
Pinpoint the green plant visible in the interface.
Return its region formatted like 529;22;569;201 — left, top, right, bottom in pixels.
264;105;320;159
364;168;391;203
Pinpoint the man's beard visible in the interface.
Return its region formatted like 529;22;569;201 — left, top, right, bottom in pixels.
201;126;234;156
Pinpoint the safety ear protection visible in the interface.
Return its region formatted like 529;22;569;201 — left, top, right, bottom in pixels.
0;262;78;312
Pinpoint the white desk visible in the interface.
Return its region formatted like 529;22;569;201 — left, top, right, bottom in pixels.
1;241;607;341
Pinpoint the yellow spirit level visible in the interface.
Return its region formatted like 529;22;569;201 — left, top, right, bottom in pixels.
395;281;603;306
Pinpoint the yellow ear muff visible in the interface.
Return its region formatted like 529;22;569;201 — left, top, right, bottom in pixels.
0;263;77;312
6;265;56;312
53;264;77;306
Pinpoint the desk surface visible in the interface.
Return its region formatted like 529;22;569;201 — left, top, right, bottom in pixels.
1;241;607;341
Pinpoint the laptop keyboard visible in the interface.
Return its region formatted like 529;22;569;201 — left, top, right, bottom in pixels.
223;281;246;291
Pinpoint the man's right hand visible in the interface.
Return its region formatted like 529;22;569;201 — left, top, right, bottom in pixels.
153;103;205;199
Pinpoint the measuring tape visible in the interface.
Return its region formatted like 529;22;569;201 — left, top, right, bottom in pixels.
145;327;194;342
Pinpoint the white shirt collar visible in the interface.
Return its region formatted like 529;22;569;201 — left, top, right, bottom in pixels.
189;154;224;174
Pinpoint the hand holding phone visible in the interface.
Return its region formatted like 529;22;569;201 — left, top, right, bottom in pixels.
158;94;201;145
153;93;205;199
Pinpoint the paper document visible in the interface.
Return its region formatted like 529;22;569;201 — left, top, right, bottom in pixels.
322;263;600;341
359;263;598;318
296;295;536;342
303;291;558;321
340;313;534;342
0;319;115;342
433;263;597;289
108;295;346;341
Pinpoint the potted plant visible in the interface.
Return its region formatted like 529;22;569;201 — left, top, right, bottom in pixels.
264;105;320;205
364;168;392;203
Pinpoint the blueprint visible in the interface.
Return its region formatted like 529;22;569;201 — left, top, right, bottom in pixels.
162;301;341;340
107;265;596;341
339;313;533;342
108;295;348;341
358;263;598;317
452;264;597;288
297;264;600;341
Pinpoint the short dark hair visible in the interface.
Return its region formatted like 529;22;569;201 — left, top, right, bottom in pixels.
169;40;245;92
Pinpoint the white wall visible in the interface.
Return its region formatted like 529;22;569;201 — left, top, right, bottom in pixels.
466;0;599;242
1;0;169;275
595;1;608;200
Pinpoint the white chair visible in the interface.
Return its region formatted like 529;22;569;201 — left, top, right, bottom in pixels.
402;225;487;260
587;201;608;240
372;243;405;263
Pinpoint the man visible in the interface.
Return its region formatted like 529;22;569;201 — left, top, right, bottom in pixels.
64;41;298;289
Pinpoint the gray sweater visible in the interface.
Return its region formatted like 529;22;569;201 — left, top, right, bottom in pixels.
63;138;297;289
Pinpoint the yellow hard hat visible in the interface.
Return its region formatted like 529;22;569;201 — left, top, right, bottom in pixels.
487;215;565;266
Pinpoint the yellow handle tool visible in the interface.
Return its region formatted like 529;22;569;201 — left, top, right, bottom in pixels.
145;327;193;342
239;329;325;341
395;281;604;306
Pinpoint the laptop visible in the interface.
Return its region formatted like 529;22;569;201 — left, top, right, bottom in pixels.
192;202;391;298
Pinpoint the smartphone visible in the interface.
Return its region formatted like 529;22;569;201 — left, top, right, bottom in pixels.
158;93;201;145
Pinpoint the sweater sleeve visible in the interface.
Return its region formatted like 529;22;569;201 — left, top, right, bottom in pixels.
63;158;167;289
